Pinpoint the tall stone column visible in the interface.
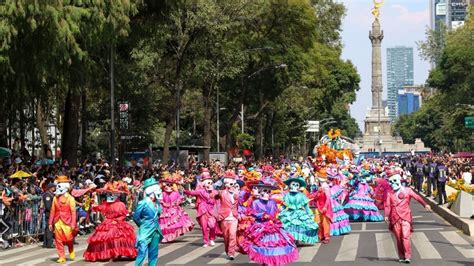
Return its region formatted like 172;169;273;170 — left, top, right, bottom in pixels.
369;18;384;112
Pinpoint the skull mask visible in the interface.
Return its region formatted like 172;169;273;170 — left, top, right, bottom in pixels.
106;193;118;202
55;183;70;196
252;186;260;198
259;187;271;201
223;178;236;190
202;179;214;192
289;181;300;193
163;182;174;192
145;184;163;200
389;174;402;192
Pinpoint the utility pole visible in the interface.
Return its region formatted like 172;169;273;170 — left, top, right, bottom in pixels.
241;104;244;134
110;45;115;174
216;86;220;152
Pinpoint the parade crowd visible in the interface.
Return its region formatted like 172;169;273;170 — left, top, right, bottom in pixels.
0;144;473;265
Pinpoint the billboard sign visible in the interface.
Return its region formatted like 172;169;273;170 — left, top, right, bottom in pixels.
436;3;447;15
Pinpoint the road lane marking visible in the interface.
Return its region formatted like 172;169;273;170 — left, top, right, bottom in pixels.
165;242;223;264
361;222;367;231
0;244;39;258
335;234;359;261
298;243;320;262
351;227;444;233
440;231;474;258
412;232;441;259
0;245;62;264
207;252;240;264
413;216;422;219
159;237;200;257
16;245;88;266
375;233;398;260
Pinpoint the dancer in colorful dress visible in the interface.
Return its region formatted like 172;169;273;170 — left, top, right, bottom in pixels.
48;176;76;263
241;177;298;266
134;178;163;266
312;170;333;244
327;168;351;236
159;172;194;242
385;173;431;264
184;171;218;247
279;176;319;244
83;186;137;262
344;170;384;222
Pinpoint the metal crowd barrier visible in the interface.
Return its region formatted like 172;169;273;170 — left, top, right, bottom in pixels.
0;189;142;249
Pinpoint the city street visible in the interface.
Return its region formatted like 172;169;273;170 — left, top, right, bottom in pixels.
1;202;473;266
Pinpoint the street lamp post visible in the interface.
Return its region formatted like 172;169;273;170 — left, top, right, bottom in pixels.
217;86;220;152
110;45;115;174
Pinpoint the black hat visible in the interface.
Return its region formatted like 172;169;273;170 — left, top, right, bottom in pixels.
46;183;56;190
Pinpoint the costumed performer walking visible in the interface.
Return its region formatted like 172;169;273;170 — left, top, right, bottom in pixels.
134;178;163;266
49;176;77;263
241;176;298;266
159;172;195;242
384;173;431;264
83;185;137;261
279;176;319;244
216;170;239;260
184;171;218;247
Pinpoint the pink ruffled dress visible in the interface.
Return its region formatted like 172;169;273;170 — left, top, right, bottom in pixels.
159;191;195;242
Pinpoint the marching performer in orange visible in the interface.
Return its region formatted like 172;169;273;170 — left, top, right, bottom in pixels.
48;176;77;263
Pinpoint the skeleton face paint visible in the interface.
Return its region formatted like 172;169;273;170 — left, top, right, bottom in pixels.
55;183;70;195
389;174;402;192
106;193;118;202
289;181;300;193
145;184;162;200
163;182;173;192
202;179;214;191
259;187;271;200
252;186;260;198
224;178;236;190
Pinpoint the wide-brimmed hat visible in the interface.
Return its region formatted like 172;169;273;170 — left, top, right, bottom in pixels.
254;176;278;190
143;177;159;189
55;175;71;183
284;176;306;188
223;170;237;180
201;172;212;181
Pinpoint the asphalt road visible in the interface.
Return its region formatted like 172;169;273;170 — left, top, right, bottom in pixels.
0;202;473;266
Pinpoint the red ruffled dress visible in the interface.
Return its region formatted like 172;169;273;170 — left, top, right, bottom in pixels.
83;200;137;261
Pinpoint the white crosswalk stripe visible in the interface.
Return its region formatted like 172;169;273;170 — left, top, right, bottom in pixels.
207;252;240;264
0;245;59;264
375;233;398;260
440;231;474;259
160;237;200;257
412;232;441;259
335;233;359;261
298;243;320;262
0;244;38;258
165;242;223;265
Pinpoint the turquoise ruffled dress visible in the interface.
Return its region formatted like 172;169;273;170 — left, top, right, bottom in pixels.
278;192;319;244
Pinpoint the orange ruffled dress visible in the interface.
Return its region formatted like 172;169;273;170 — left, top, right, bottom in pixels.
83;200;137;261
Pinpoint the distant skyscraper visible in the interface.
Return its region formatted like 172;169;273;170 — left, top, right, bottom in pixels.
387;46;414;122
430;0;472;30
398;86;423;117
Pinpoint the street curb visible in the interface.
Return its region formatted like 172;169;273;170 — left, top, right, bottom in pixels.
414;190;474;236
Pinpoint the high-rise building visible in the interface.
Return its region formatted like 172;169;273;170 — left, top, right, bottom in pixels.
387;46;414;122
430;0;472;30
398;86;423;117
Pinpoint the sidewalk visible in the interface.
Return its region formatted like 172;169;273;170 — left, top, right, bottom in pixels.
414;189;474;236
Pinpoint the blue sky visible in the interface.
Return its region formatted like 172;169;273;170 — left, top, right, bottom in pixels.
340;0;431;130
